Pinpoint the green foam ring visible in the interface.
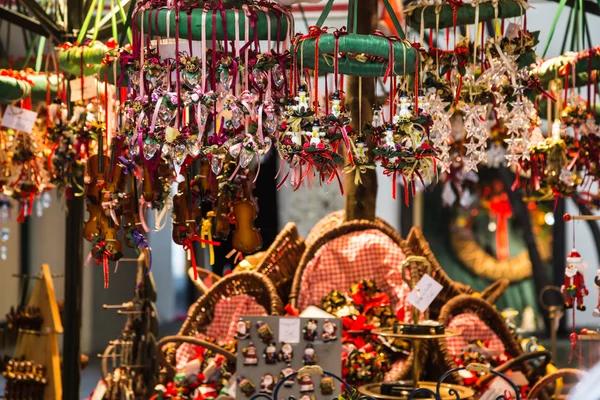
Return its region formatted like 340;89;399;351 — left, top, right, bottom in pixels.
136;7;290;42
0;74;59;104
405;0;527;30
58;45;109;77
534;52;600;88
292;33;418;77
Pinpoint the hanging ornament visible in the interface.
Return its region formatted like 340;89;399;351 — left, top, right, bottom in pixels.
562;249;589;311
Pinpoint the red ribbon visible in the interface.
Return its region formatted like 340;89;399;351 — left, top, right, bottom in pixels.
182;234;221;280
383;168;398;200
489;193;512;261
93;240;112;289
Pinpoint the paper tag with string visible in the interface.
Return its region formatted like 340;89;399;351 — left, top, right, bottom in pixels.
2;106;37;133
69;76;97;101
406;274;443;313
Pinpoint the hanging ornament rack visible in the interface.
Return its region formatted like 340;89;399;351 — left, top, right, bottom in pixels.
291;0;417;78
404;0;529;30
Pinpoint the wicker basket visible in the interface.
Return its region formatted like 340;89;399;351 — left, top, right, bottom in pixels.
527;368;583;399
292;211;507;315
290;211;511;382
160;271;284;375
289;215;407;309
189;223;305;304
427;294;532;385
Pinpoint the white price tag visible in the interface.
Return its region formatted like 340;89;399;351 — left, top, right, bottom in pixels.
279;317;300;343
1;106;37;133
91;380;107;400
406;274;443;313
69;76;97;101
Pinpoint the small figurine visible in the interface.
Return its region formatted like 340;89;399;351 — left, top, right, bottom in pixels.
299;374;314;392
355;142;368;163
279;342;294;362
330;91;342;118
294;84;311;113
256;320;274;343
303;319;318;341
321;319;337;342
306;120;325;147
280;363;296;387
397;91;412;119
237;376;256;397
299;395;315;400
242;342;258;365
235;317;250;339
260;373;276;394
384;124;396;149
286;130;303;146
416;90;428;115
264;342;278;364
303;343;317;365
561;249;589;311
372;104;384;128
320;376;335;395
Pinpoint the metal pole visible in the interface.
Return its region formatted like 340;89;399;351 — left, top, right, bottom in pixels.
62;178;84;400
65;0;83;39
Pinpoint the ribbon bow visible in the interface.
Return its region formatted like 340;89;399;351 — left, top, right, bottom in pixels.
118;156;140;177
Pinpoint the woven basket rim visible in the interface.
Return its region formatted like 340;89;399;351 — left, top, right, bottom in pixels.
179;270;284;337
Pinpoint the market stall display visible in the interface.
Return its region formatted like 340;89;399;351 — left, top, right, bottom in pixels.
4;0;600;398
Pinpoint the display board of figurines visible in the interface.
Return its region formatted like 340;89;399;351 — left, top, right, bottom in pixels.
235;316;341;400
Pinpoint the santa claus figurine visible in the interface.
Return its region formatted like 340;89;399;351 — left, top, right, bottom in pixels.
562;249;589;311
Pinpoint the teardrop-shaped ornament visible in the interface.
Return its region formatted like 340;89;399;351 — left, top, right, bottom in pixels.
272;64;285;88
259;137;272;155
188;141;201;157
143;140;160;160
211;156;223;175
239;150;253;168
129;134;140;156
232;108;244;129
172;144;187;167
220;70;232;91
253;69;267;90
264;114;279;135
199;104;209;126
229;143;242;158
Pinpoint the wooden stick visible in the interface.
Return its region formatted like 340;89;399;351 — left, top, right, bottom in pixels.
344;0;378;222
564;213;600;221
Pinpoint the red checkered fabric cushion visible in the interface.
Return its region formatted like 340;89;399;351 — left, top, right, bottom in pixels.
384;359;409;382
175;295;267;368
445;313;505;356
297;229;413;316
